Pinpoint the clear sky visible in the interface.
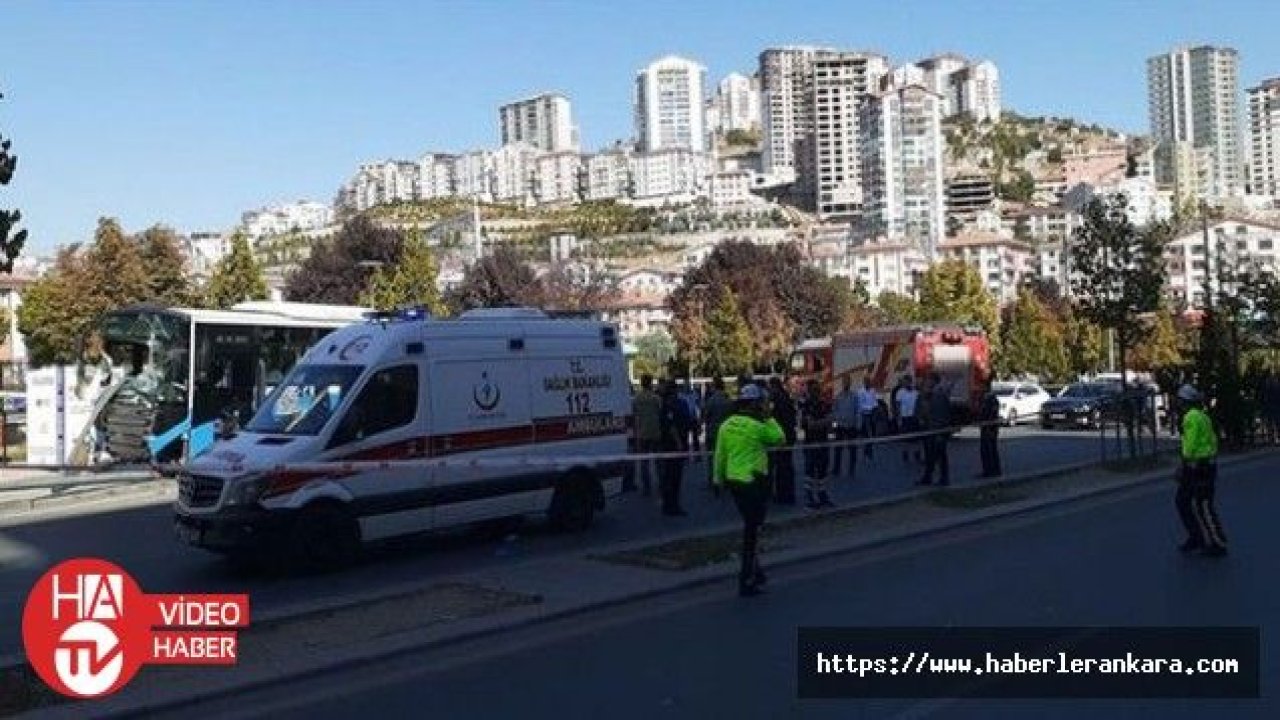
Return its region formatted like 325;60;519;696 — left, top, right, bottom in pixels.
2;0;1279;253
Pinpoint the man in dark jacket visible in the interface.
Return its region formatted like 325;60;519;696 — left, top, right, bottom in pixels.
701;377;733;492
767;377;798;505
657;380;689;516
978;380;1002;478
799;379;834;508
917;373;952;486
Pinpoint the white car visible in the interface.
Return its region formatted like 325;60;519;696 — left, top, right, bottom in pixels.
993;382;1051;426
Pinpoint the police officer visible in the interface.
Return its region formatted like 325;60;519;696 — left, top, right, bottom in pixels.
713;384;786;597
1175;385;1228;557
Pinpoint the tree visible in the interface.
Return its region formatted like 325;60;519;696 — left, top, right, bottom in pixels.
699;288;754;377
917;259;1000;340
875;291;921;325
1064;312;1106;377
632;331;676;379
17;248;95;366
84;217;150;312
1129;310;1185;371
0;89;27;272
537;265;620;313
444;245;540;312
138;224;196;305
1000;288;1068;382
285;216;403;304
358;231;447;315
1070;194;1168;455
204;233;268;310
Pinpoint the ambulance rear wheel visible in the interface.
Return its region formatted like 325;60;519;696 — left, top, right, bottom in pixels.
289;502;361;571
550;474;596;533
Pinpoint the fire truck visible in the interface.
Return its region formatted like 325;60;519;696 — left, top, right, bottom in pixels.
786;325;992;418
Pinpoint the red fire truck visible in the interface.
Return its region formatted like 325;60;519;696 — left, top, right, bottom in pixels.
786;324;992;417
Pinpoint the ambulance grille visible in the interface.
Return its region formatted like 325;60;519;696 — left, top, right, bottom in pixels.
178;474;224;508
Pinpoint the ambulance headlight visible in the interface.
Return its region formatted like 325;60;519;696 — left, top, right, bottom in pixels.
226;475;270;506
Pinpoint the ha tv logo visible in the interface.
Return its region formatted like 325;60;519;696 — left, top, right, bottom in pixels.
22;558;250;699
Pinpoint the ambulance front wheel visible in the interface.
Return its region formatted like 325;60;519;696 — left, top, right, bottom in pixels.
289;502;361;571
550;473;597;533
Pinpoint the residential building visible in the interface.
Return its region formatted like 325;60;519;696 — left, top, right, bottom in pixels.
0;274;33;365
600;294;673;341
913;54;1000;121
499;93;579;152
759;46;836;184
714;72;762;134
1247;77;1280;197
945;175;996;223
418;153;457;199
1164;218;1280;308
185;231;230;276
859;81;947;256
491;143;542;204
534;151;582;205
849;237;931;298
617;268;682;297
710;169;759;209
635;55;708;153
582;149;632;201
812;51;890;220
1034;240;1069;290
937;232;1036;305
1003;205;1076;243
240;201;333;239
1061;176;1174;226
454;150;495;201
628;149;711;203
1147;45;1243;200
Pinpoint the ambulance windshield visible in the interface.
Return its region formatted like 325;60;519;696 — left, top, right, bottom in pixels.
245;364;365;435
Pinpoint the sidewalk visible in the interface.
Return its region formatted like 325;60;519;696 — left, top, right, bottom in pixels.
13;446;1271;719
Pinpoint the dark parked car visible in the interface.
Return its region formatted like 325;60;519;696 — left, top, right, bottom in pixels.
1039;382;1121;430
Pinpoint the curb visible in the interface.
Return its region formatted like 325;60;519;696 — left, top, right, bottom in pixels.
0;480;171;518
13;448;1275;719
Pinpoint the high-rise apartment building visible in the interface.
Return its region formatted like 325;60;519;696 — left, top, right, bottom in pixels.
714;72;761;134
759;46;836;184
811;52;889;219
499;93;578;152
1147;45;1243;200
860;81;947;256
634;56;708;153
1247;77;1280;197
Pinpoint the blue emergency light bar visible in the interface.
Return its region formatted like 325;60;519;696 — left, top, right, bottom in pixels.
364;305;435;322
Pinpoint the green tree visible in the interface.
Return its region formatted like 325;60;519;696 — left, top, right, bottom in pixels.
17;248;95;366
875;291;921;325
84;217;150;312
632;331;676;379
138;224;196;305
1064;312;1106;377
204;233;268;310
1129;311;1185;371
700;288;754;377
1070;194;1169;455
358;232;447;314
917;259;1000;340
0;89;27;272
1000;288;1069;381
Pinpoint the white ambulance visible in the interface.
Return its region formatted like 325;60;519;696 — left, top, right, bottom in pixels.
174;307;631;568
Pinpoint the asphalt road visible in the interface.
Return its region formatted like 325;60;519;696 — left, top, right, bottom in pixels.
215;451;1280;720
0;427;1170;658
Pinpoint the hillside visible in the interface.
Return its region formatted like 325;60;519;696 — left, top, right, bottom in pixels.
944;111;1135;201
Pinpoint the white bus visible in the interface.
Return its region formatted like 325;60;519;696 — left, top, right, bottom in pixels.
71;301;366;466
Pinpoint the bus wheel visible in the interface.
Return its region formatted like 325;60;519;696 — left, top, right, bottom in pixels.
289;502;360;572
549;473;596;533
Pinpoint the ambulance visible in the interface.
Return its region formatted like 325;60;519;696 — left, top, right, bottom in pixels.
174;307;631;568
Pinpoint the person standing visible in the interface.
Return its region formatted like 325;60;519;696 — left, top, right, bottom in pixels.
713;384;786;597
677;379;702;459
799;379;835;508
629;374;662;494
977;380;1002;478
767;377;798;505
831;375;859;479
702;377;733;493
917;373;952;486
895;375;922;464
1175;385;1227;556
657;380;689;516
856;378;879;461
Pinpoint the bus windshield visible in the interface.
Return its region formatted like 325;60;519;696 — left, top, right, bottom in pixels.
246;364;365;436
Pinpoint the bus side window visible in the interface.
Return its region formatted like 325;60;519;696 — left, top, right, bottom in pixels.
327;365;419;449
